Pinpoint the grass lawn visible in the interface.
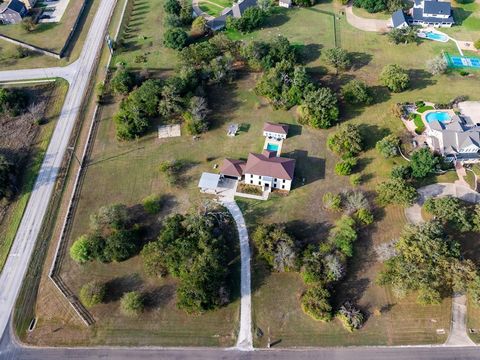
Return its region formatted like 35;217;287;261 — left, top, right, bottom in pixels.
443;1;480;41
199;1;224;17
111;0;178;69
417;105;434;113
351;6;391;20
24;0;480;347
0;80;68;271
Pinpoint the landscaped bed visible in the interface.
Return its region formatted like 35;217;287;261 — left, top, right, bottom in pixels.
237;183;262;196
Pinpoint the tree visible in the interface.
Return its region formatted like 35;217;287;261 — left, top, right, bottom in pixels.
226;7;267;33
329;215;357;257
376;134;400;158
424;196;471;232
301;285;333;321
257;0;272;11
299;87;339;129
0;88;27;116
128;79;162;117
390;164;412;180
141;241;168;277
70;235;94;264
473;204;480;232
337;302;364;331
327;123;363;157
114;106;149;140
353;0;387;13
344;190;369;214
0;155;11;200
323;47;351;73
103;229;138;262
21;17;36;32
376;178;417;206
355;208;374;226
410;148;439;178
252;224;297;271
334;157;357;176
322;192;342;211
158;84;184;119
388;27;417;45
79;281;106;307
426;55;448;75
341;80;372;105
120;291;144;316
191;16;207;37
378;221;477;304
164;0;181;14
110;69;135;96
380;64;410;92
164;28;188;50
142;194;163;214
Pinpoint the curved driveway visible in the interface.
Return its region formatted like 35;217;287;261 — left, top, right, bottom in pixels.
345;3;390;32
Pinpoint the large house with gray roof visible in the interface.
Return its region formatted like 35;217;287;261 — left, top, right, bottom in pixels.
0;0;27;24
205;0;257;30
391;0;454;29
426;113;480;163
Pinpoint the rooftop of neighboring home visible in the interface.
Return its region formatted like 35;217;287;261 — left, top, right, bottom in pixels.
0;0;26;14
412;0;454;23
263;122;289;135
244;150;296;180
391;9;408;28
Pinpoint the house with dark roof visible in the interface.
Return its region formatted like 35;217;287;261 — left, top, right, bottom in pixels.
263;122;289;140
219;158;246;179
391;0;454;29
0;0;27;24
201;0;258;30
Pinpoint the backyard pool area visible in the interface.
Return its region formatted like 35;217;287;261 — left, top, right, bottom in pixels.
266;143;279;152
418;30;449;43
425;111;452;123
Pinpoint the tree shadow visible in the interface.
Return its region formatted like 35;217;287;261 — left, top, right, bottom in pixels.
358;124;390;151
349;51;373;71
409;69;436;90
355;157;373;173
452;7;473;25
298;43;322;65
287;123;302;138
104;273;144;303
263;7;290;29
284;220;332;250
143;284;176;310
370;85;391;105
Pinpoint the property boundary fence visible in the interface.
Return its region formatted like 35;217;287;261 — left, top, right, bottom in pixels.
307;8;340;48
47;0;129;327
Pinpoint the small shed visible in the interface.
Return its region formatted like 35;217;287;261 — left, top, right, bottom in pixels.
227;123;239;137
198;172;221;192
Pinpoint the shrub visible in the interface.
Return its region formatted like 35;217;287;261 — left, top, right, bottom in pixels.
390;164;412;180
328;123;363;157
475;39;480;50
337;302;364;332
322;192;342;211
341;80;372;105
237;183;262;196
376;134;400;158
141;241;168;277
376;178;417;206
350;173;362;186
301;285;333;322
355;208;374;226
70;235;94;263
329;215;357;257
164;28;188;50
426;55;448;75
142;194;163;214
344;190;369;214
335;157;357;176
79;281;106;308
120;291;144;316
323;47;351;73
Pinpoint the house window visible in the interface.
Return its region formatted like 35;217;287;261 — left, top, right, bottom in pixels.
283;179;286;183
250;180;253;184
259;176;262;180
282;185;285;189
258;181;261;185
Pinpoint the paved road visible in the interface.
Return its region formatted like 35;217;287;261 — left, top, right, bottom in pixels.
221;199;253;350
405;182;480;346
0;0;117;341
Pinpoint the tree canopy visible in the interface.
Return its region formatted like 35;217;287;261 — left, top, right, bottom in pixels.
380;64;410;93
327;123;363;157
376;178;417;206
376;134;400;158
410;148;439;178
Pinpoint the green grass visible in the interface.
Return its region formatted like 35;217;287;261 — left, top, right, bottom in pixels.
351;6;391;20
417;105;434;113
0;80;69;271
199;2;224;17
412;114;425;133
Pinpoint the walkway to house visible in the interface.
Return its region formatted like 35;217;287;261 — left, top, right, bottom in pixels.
405;182;479;346
220;199;253;351
344;3;390;32
192;0;215;20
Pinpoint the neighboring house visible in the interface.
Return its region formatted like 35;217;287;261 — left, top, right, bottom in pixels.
0;0;27;24
390;0;454;29
263;122;289;140
279;0;291;8
201;0;258;30
219;122;296;192
20;0;35;10
426;114;480;162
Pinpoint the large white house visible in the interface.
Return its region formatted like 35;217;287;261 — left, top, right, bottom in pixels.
391;0;454;29
219;122;296;192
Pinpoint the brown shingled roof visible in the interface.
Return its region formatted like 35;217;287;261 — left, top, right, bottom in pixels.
263;122;289;135
220;158;246;177
245;152;295;180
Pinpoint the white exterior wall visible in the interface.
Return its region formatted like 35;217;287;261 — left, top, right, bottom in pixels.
279;1;290;8
263;130;287;140
245;173;292;191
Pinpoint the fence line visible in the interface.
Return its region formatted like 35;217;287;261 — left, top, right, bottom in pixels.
0;34;61;59
47;0;129;327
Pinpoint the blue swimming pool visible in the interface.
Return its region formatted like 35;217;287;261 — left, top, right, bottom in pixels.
425;111;451;123
266;143;279;151
419;31;449;42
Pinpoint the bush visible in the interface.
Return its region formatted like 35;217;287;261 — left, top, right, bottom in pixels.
380;64;410;93
335;157;357;176
70;235;95;263
329;215;357;257
110;69;135;96
164;28;188;50
376;134;400;158
475;39;480;50
376;178;417;206
237;183;262;195
355;208;374;226
323;47;351;73
141;241;168;277
337;302;364;332
350;173;362;186
390;164;412;180
301;285;333;322
142;194;163;214
79;281;106;308
0;155;12;200
120;291;144;316
426;55;448;75
327;123;363;157
322;192;342;211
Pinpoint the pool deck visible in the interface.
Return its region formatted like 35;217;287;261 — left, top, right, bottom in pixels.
263;138;283;156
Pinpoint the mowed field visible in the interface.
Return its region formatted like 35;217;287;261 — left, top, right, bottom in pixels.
0;80;68;271
199;0;231;17
24;0;480;347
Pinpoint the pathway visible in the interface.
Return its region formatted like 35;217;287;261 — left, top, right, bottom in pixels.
405;182;479;346
0;0;118;340
220;199;253;351
344;3;390;32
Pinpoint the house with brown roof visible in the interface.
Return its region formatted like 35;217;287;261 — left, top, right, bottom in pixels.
263;122;289;140
244;150;295;191
219;158;246;180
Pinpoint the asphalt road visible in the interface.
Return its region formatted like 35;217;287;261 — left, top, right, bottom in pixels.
0;0;117;341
